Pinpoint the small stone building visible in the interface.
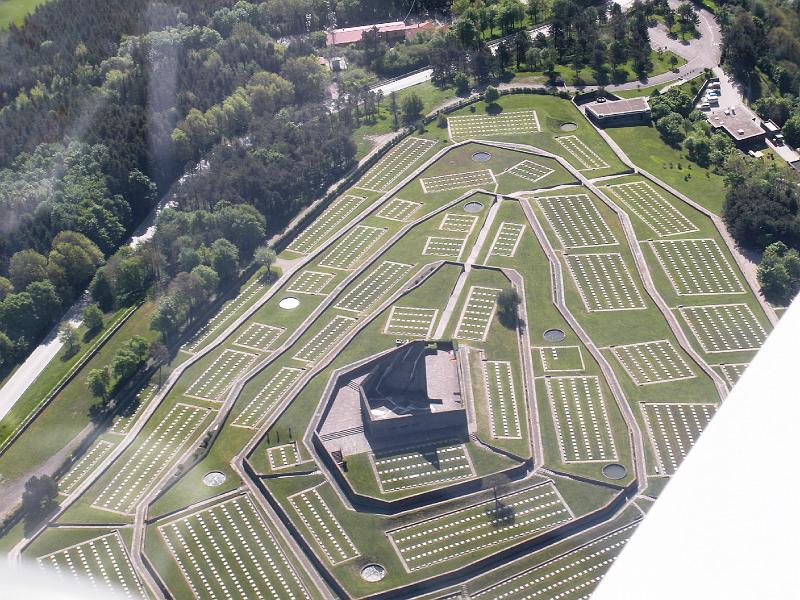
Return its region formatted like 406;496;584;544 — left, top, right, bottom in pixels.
585;97;651;127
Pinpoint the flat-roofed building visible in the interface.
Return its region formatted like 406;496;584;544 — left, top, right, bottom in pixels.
326;21;437;46
707;107;765;147
585;97;651;126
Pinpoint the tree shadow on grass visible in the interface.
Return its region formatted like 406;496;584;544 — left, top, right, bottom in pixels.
82;326;101;344
498;70;514;84
485;103;503;115
486;498;516;528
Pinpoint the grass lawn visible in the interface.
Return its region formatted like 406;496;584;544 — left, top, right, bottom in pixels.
604;123;727;215
0;306;133;447
510;50;685;88
615;84;663;98
7;90;756;590
446;94;629;179
649;14;702;41
615;73;706;99
414;504;642;599
0;0;49;28
0;302;157;482
351;81;459;159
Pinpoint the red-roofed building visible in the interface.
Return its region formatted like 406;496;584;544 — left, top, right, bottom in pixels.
326;21;437;46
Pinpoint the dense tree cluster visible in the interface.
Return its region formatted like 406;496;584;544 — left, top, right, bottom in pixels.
717;0;800;92
497;287;521;328
723;159;800;253
85;336;149;403
648;84;735;169
171;109;355;231
0;142;145;268
0;231;104;369
0;0;359;375
425;0;657;90
143;201;271;341
757;242;800;304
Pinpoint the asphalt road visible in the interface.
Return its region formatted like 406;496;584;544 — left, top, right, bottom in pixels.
0;301;85;422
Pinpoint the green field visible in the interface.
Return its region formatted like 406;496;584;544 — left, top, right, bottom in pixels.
605;123;727;214
510;50;685;87
0;0;49;28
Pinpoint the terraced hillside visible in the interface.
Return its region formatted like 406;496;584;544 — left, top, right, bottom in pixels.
11;92;774;599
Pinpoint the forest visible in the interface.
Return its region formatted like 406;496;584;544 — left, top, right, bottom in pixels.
422;0;655;88
0;0;364;373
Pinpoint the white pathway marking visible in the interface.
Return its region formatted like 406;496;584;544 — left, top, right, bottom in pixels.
546;375;618;463
182;279;267;353
286;194;366;255
537;193;618;249
502;159;555;183
334;261;413;313
158;494;310;600
384;306;439;338
717;363;749;388
288;485;359;564
641;402;717;476
483;360;522;439
605;180;698;237
375;197;422;222
38;531;146;599
454;286;501;341
355;137;437;192
448;110;541;140
565;253;646;311
60;440;115;495
292;314;356;363
422;236;468;259
266;442;300;470
371;440;474;493
110;385;157;435
649;238;745;296
319;225;386;271
388;482;572;572
233;367;304;430
420;169;496;194
488;221;526;258
233;323;285;352
433;198;501;339
286;270;335;295
92;403;210;514
556;135;610;170
611;339;695;385
440;212;479;234
184;349;257;402
678;303;767;353
471;521;639;600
